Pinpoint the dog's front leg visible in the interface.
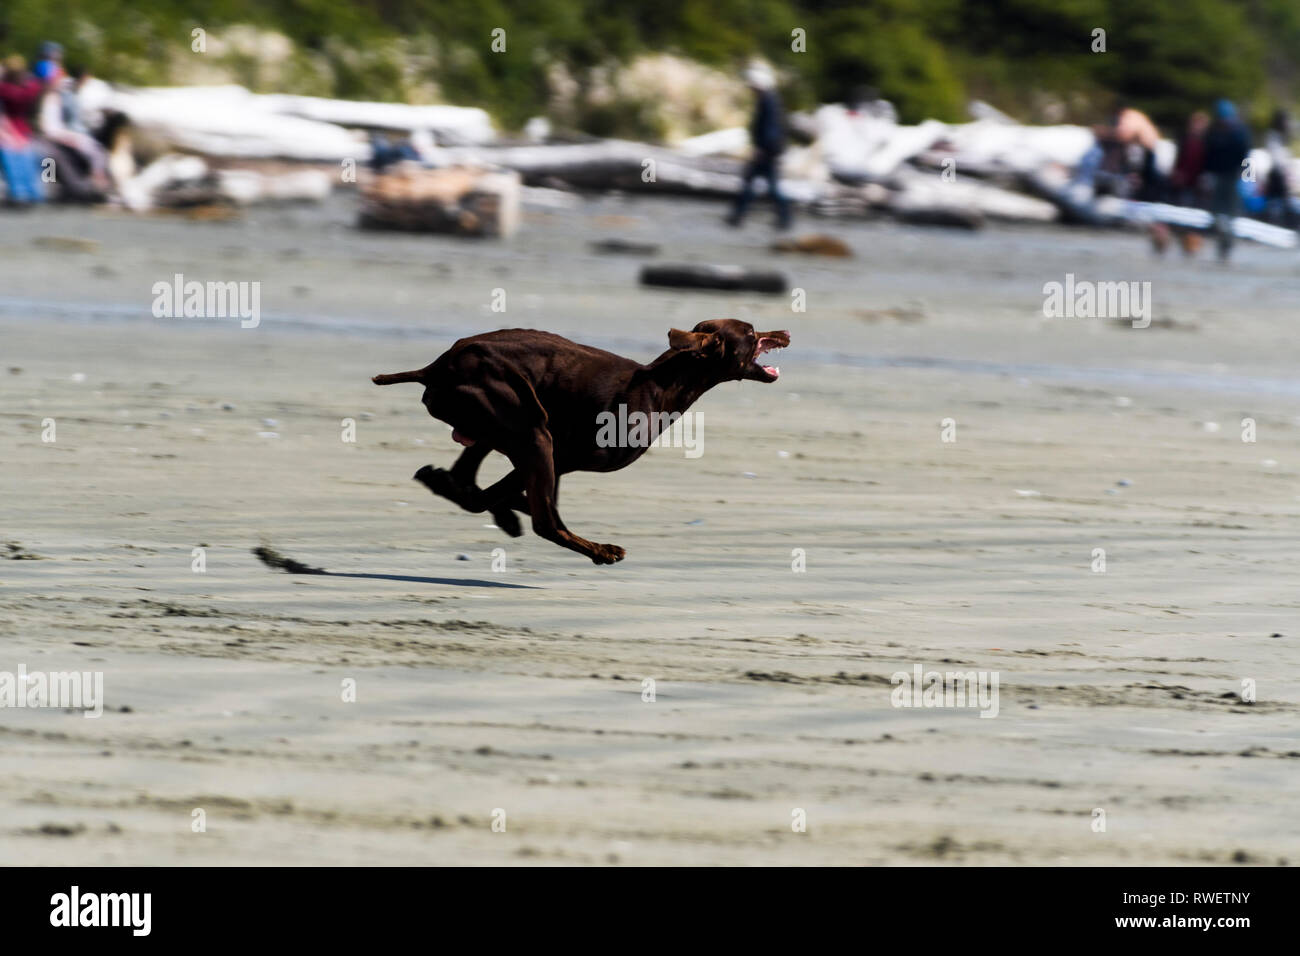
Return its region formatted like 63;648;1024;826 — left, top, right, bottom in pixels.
514;430;624;564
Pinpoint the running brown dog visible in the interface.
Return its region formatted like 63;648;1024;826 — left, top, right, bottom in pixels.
372;319;789;564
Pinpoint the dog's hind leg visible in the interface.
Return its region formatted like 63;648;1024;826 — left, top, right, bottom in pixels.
415;459;524;513
445;444;527;537
489;492;529;538
414;443;485;506
449;442;491;486
414;442;494;508
414;368;526;509
417;365;599;554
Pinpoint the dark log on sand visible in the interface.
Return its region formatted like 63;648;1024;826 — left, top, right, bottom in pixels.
640;264;787;294
889;205;985;230
590;239;660;256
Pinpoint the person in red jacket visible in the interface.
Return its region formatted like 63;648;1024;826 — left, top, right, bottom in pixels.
1168;111;1210;255
1170;111;1209;201
0;55;44;139
0;55;45;205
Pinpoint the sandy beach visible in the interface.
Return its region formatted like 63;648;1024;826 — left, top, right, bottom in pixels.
2;194;1298;865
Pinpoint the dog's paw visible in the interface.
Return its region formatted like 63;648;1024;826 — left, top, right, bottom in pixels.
491;507;523;537
413;465;454;495
590;544;626;565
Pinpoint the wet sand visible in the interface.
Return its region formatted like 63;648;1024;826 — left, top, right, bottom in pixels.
1;195;1298;864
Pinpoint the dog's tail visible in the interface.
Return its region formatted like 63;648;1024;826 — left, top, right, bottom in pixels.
371;368;426;386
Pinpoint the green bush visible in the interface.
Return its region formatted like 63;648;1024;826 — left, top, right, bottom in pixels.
0;0;1293;136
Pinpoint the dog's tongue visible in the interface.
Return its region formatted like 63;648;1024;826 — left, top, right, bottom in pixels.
762;365;779;379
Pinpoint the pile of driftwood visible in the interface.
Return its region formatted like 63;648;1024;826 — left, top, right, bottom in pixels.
99;84;496;215
433;131;1055;228
88;82;1298;246
436;140;822;200
358;164;521;238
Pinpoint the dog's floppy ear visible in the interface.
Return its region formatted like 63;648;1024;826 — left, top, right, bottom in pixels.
668;329;722;353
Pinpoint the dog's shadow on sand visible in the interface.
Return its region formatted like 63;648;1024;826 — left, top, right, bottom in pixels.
317;570;536;589
252;546;538;590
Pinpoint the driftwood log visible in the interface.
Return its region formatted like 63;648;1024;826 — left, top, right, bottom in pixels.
358;165;521;238
434;141;827;200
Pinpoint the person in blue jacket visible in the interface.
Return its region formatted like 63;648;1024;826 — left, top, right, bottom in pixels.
726;62;792;231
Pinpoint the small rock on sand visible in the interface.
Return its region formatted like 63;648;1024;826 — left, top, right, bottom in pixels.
34;236;100;253
770;234;853;257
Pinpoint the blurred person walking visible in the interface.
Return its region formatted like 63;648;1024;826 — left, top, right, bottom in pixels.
1203;98;1252;261
726;61;791;231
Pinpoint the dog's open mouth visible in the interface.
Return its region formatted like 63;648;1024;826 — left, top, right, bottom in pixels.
745;331;790;382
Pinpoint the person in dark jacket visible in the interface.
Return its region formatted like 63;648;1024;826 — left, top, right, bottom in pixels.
726;62;791;230
1203;99;1252;260
1263;109;1296;229
1170;111;1209;201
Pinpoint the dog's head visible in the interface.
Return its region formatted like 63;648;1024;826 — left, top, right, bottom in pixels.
667;319;790;383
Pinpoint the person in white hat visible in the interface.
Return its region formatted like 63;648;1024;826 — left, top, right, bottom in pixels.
727;61;792;230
